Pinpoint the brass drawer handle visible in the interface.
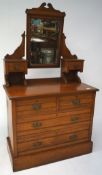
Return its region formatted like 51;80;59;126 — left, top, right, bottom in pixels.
32;103;41;110
71;116;79;123
72;99;80;106
69;134;77;141
32;121;42;128
33;141;42;148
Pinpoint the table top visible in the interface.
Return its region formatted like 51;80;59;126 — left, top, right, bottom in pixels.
3;78;98;99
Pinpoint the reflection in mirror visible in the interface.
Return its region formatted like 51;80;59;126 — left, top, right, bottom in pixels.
30;18;60;66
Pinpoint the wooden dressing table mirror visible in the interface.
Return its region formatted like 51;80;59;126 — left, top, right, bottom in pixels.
3;2;98;171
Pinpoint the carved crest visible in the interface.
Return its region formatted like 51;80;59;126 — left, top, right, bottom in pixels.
26;2;65;17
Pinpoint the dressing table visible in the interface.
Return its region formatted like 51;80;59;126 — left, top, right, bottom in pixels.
3;3;98;171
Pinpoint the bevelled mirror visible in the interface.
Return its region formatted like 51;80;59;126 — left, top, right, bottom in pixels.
26;3;65;68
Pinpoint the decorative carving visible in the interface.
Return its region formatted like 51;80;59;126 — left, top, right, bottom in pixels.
47;3;54;9
61;33;77;59
39;2;61;11
4;32;27;86
60;33;84;83
5;32;25;60
26;3;65;17
39;2;54;9
40;2;46;8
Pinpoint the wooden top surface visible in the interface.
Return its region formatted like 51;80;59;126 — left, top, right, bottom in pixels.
3;78;98;99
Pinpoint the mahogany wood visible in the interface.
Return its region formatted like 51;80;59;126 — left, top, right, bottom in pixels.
7;137;93;171
3;2;99;172
4;80;98;171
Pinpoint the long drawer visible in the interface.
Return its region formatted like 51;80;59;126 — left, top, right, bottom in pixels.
17;121;90;143
17;130;89;155
59;93;94;111
16;96;57;114
16;112;91;132
17;121;90;142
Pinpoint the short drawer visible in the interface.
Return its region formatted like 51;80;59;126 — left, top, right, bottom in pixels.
17;130;89;154
59;93;94;111
6;61;27;73
68;62;83;71
16;96;57;114
61;59;84;72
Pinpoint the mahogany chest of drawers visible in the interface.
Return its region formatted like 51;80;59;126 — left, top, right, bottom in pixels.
4;79;98;171
3;2;98;172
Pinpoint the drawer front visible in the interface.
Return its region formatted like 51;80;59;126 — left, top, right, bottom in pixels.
67;62;83;71
6;62;27;73
59;93;94;111
16;111;91;132
17;121;90;141
68;62;83;70
16;96;57;115
17;106;91;123
17;121;90;143
62;60;84;72
17;130;89;154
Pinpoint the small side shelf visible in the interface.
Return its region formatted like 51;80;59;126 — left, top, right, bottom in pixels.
61;59;84;83
4;59;27;86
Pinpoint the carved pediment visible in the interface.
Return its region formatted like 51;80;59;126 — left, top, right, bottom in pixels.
26;2;65;17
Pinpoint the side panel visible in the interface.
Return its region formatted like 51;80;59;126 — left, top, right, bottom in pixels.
7;97;17;157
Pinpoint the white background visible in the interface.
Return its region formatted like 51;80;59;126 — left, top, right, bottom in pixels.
0;0;102;174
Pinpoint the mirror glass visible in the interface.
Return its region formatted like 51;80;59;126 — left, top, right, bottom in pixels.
29;18;60;67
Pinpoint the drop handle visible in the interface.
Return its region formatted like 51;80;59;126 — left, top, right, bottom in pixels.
32;103;41;110
32;141;42;148
72;99;80;106
71;116;79;123
69;134;77;141
32;121;42;128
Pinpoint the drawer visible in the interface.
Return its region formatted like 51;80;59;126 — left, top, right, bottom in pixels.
68;62;83;71
6;61;27;73
59;93;94;111
17;106;91;123
62;59;84;72
17;130;89;154
16;112;91;132
17;121;90;143
16;96;57;114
